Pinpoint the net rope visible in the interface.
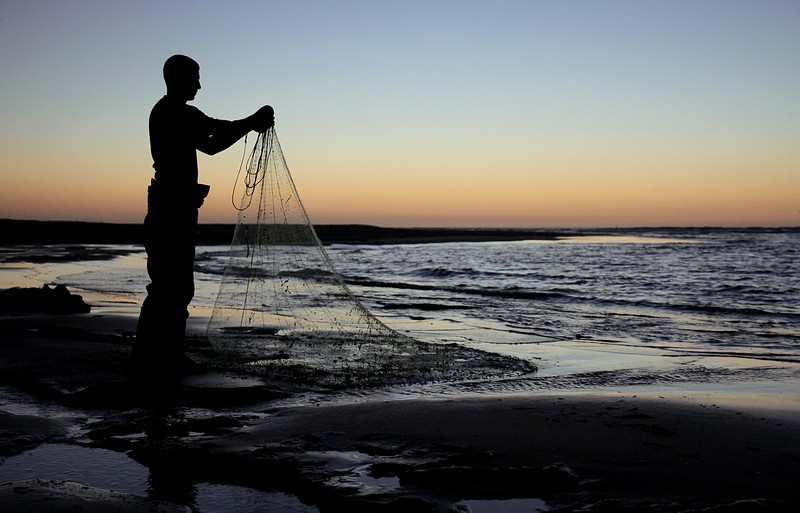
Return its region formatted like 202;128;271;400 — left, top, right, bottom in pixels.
207;128;534;387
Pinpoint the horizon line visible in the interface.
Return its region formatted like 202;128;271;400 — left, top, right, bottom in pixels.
1;217;797;231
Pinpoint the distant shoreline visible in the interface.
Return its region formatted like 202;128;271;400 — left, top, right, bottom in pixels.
0;219;568;245
1;219;795;245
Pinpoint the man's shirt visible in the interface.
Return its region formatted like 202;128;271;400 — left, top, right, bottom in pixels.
149;95;230;187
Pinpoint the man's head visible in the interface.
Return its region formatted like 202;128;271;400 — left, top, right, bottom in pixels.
163;54;201;101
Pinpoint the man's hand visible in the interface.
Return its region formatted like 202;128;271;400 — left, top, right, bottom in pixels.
252;105;275;132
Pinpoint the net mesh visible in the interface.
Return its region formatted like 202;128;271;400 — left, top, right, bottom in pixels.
207;128;534;387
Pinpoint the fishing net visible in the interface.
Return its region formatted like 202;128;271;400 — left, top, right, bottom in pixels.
207;128;534;387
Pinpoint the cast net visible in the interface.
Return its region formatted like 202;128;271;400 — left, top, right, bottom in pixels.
207;128;534;387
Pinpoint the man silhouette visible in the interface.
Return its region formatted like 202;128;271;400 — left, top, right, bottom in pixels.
134;54;273;374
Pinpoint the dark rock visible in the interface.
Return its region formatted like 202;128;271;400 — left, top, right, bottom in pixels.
0;285;90;314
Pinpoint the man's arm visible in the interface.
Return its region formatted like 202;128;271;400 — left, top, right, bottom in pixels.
196;105;274;155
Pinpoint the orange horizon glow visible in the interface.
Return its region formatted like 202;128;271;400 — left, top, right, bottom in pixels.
1;158;796;229
0;144;798;228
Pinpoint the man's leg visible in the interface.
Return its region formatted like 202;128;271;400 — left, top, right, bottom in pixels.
134;194;198;371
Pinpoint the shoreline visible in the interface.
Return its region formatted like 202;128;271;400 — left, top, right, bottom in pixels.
0;219;568;245
1;309;799;511
2;218;796;246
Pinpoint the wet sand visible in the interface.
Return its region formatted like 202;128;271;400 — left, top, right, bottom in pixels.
1;308;799;512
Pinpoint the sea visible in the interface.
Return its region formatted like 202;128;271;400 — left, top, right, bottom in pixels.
2;226;799;397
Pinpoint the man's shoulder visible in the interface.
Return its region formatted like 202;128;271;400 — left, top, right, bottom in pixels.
150;98;209;132
151;96;205;117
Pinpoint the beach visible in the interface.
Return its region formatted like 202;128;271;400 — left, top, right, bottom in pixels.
1;225;799;512
1;311;799;512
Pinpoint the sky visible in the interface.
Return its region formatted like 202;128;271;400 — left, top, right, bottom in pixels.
1;1;798;228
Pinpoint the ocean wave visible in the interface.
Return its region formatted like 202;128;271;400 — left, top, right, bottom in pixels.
667;300;797;320
345;277;567;301
349;276;797;320
410;266;464;278
580;292;799;320
408;266;516;280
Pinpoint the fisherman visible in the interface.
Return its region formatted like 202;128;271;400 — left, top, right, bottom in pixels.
134;54;274;374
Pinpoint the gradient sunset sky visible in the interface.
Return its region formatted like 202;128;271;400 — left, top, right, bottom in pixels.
1;1;798;228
